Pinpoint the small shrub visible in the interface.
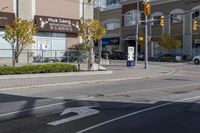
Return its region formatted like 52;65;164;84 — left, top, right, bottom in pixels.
0;64;77;75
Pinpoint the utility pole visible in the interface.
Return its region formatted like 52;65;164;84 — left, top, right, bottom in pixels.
16;0;19;63
16;0;19;17
144;0;151;69
135;1;139;66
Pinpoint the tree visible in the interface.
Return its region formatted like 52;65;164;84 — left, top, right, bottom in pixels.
160;33;182;50
78;19;106;69
3;18;37;66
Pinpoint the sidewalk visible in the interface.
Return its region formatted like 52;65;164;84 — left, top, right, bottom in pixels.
0;63;174;91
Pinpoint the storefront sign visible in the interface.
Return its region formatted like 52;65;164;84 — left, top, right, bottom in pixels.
35;15;80;33
102;37;120;46
0;12;15;27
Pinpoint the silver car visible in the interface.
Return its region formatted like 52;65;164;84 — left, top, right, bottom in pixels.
193;56;200;65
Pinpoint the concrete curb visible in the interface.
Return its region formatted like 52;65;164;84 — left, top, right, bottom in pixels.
0;70;113;80
0;68;175;92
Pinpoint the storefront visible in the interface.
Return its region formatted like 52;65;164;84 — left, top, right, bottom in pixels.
34;15;80;57
0;12;15;57
101;37;120;52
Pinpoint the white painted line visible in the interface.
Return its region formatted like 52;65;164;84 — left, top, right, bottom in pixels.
48;106;100;126
0;96;93;117
77;95;200;133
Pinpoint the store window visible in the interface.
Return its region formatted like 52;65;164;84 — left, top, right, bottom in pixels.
33;32;66;58
0;29;12;57
106;0;121;6
171;14;183;24
170;9;184;24
151;12;164;26
192;10;200;19
152;16;162;25
105;22;120;31
124;10;141;27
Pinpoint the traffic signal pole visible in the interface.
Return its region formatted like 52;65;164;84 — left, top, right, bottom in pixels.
135;1;139;66
144;12;149;69
144;0;150;69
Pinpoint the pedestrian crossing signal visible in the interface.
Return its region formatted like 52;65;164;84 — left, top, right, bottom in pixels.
160;16;164;27
193;20;198;31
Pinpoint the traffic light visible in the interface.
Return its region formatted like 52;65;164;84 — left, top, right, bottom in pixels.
144;2;151;16
193;20;198;31
160;15;164;26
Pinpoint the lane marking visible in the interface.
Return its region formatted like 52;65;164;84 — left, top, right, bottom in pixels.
48;106;99;126
0;96;93;117
1;82;200;118
77;95;200;133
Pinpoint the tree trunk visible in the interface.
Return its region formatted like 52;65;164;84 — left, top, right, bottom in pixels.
12;49;16;66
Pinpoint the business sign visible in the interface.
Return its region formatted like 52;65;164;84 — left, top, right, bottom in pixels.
0;12;15;27
102;37;120;46
128;46;135;61
35;15;80;33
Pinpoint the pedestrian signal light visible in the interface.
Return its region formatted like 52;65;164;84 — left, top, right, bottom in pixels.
193;20;198;31
144;2;151;16
160;16;164;26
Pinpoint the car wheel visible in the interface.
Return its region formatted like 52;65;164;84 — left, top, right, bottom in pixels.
194;59;200;65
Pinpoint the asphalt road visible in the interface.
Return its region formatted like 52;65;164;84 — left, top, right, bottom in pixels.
0;63;200;133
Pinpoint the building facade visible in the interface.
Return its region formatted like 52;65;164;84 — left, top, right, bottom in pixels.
0;0;93;63
94;0;122;53
95;0;200;58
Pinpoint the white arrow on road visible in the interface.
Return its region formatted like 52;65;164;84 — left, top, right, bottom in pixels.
47;106;99;126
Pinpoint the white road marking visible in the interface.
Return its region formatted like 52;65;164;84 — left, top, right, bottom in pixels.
48;106;99;126
77;95;200;133
0;96;93;117
1;82;200;118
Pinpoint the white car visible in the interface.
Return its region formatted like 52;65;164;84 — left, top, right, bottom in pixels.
193;56;200;65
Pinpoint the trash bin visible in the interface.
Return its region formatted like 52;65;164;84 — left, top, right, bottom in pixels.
127;60;135;67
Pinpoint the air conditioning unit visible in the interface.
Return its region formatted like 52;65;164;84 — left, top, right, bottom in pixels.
195;39;200;44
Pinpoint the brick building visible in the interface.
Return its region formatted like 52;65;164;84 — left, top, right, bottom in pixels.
95;0;200;58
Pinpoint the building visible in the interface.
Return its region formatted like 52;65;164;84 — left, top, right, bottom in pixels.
94;0;122;53
0;0;93;64
95;0;200;58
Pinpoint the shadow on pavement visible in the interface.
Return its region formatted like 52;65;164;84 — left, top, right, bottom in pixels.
0;93;200;133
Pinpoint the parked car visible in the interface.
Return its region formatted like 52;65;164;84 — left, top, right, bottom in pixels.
109;51;125;60
138;52;144;60
193;55;200;65
95;51;109;59
61;51;80;62
157;54;181;62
